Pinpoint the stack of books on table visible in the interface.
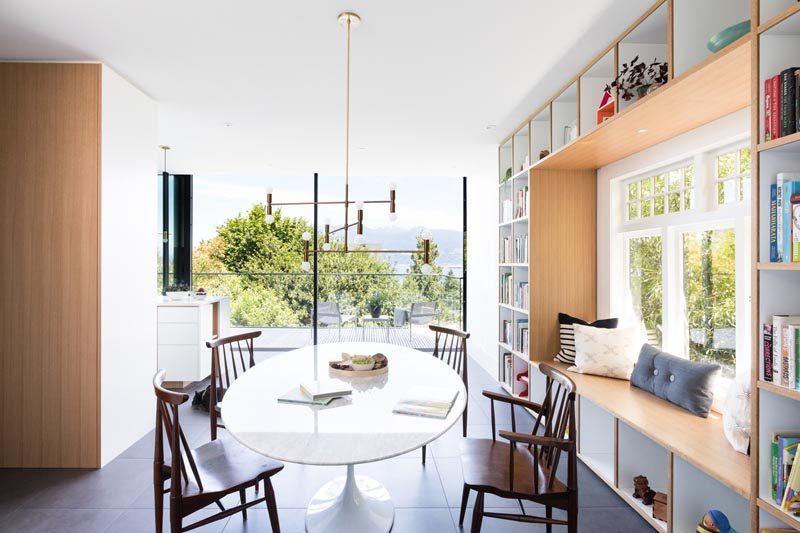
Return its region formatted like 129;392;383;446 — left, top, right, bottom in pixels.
393;387;459;419
763;316;800;389
278;379;352;406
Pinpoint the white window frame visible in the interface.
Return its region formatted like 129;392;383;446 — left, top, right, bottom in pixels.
615;144;751;386
624;160;695;222
713;143;752;208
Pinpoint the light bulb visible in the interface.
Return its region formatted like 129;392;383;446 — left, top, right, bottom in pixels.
322;242;331;251
302;232;311;241
389;212;398;222
324;217;331;225
420;263;432;275
420;228;433;240
389;181;397;191
353;233;363;244
265;186;273;195
301;261;310;271
265;214;274;224
355;201;364;210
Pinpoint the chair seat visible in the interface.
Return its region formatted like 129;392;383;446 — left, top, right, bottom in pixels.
460;438;566;499
182;437;283;498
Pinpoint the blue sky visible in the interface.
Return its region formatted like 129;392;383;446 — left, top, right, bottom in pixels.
193;175;464;248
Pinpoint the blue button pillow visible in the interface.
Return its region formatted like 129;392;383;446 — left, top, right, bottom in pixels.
630;344;721;418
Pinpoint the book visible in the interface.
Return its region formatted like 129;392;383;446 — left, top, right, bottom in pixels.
781;67;799;138
392;387;459;419
778;174;786;261
783;325;797;388
772;316;800;384
797;69;800;133
766;77;774;142
770;184;779;262
764;323;773;382
785;437;800;511
278;388;335;406
780;436;800;504
772;74;782;141
299;379;352;401
779;176;800;262
793;194;800;262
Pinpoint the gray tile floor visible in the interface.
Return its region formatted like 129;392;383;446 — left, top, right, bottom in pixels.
0;358;653;532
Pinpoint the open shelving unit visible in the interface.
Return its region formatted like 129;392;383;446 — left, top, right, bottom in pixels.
752;2;800;530
498;0;778;531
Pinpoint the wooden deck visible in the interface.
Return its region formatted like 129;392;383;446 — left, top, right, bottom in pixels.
236;325;438;351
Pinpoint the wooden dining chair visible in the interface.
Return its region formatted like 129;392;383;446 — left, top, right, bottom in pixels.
152;370;283;533
458;363;578;532
206;330;261;440
421;324;470;466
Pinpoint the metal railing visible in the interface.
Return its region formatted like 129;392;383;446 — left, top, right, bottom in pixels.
177;271;463;329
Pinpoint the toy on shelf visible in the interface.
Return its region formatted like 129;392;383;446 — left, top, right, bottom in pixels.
652;492;667;522
696;509;738;533
632;475;656;505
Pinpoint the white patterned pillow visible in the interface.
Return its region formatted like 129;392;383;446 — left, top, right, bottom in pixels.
553;313;618;364
569;325;641;380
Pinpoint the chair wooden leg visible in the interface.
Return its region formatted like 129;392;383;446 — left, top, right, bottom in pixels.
568;497;578;533
421;444;427;466
470;491;484;533
264;478;281;533
462;405;468;437
211;412;217;441
459;484;470;525
170;496;181;533
239;488;247;520
546;506;552;533
154;484;163;533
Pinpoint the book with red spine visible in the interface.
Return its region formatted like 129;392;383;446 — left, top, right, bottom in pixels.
766;77;773;141
771;74;782;140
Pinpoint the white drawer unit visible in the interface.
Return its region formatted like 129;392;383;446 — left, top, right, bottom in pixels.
156;296;230;384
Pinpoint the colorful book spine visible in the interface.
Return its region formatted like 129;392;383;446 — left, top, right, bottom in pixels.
764;323;774;382
784;325;796;388
796;69;800;133
771;183;779;262
778;174;785;262
772;74;782;140
779;437;800;504
794;197;800;263
774;435;780;502
781;178;800;262
766;77;774;142
796;326;800;389
781;67;799;137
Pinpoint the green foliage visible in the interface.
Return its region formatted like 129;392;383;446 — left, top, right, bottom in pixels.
191;204;463;329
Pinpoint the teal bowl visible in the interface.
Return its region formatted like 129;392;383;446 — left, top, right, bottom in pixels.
707;20;751;53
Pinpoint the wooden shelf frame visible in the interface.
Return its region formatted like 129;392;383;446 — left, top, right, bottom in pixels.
757;379;800;401
758;131;800;153
757;497;800;531
758;2;800;34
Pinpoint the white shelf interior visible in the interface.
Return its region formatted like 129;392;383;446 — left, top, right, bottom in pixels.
758;389;800;503
617;421;669;531
499;139;513;182
512;124;529;174
759;12;800;142
579;49;615;136
673;0;750;77
531;107;551;160
552;82;578;152
672;455;749;533
578;396;615;484
617;3;668;112
761;0;800;26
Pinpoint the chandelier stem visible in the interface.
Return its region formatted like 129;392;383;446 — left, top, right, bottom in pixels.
343;15;351;252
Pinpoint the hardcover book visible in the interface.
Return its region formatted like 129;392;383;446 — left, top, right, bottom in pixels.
299;379;352;401
771;183;778;262
779;176;800;262
781;67;800;137
764;323;773;382
772;74;782;140
766;77;774;141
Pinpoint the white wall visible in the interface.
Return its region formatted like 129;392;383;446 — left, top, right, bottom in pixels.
596;108;750;320
467;161;499;378
101;66;158;465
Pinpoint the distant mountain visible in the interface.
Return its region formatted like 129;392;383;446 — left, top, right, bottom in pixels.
347;226;464;274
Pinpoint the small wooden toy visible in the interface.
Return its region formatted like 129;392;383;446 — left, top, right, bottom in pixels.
632;475;656;505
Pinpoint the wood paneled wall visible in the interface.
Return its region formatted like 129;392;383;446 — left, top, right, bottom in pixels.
528;168;597;361
0;63;101;467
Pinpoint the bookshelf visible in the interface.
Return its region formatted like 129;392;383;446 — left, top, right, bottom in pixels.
753;1;800;530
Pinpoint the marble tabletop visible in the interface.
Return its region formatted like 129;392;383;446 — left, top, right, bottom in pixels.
220;342;467;466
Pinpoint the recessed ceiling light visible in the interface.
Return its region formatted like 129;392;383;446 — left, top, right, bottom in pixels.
358;147;367;150
637;128;648;134
486;124;496;130
224;123;232;128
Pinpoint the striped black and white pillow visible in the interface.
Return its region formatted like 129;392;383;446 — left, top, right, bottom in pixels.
554;312;618;364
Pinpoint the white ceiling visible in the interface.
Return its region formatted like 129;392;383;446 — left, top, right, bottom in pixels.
0;0;653;179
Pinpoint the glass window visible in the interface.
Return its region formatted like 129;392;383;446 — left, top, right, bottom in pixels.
715;147;751;205
681;228;736;378
628;235;663;348
626;164;694;221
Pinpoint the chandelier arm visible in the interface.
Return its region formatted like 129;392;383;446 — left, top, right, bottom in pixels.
270;199;390;207
321;249;424;254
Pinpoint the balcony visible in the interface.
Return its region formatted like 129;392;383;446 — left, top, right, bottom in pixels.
187;271;464;351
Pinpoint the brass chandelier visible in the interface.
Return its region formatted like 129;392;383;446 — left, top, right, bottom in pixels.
265;11;433;273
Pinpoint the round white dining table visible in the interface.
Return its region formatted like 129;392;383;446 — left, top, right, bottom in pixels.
220;341;467;533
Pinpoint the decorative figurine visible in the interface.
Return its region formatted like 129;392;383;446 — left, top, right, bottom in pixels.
632;475;656;505
696;509;738;533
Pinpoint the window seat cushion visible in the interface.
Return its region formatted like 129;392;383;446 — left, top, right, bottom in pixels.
630;344;720;418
